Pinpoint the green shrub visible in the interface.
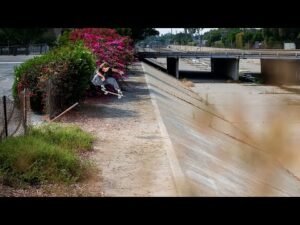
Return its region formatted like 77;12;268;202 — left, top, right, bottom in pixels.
214;41;225;48
13;42;96;114
56;30;72;47
235;32;244;49
0;123;95;186
187;41;197;46
13;54;54;110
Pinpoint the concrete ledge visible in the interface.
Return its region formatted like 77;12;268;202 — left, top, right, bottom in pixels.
142;62;191;196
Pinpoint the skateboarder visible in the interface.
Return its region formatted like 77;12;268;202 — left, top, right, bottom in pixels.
91;62;124;99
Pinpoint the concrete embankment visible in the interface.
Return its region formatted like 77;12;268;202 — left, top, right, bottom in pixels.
142;61;300;196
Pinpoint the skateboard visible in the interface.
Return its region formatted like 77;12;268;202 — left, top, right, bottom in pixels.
103;90;124;98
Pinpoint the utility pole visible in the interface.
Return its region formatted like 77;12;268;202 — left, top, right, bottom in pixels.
199;28;202;51
171;28;173;45
197;29;200;47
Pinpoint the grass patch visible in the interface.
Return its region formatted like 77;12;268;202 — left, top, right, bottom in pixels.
29;123;94;152
0;123;95;187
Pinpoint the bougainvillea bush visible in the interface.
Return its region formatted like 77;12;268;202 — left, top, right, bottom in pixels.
13;42;96;113
69;28;134;79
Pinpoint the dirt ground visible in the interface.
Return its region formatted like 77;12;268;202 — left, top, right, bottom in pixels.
59;62;177;196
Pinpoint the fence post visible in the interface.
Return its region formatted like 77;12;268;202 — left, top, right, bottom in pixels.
26;45;29;55
46;79;53;119
3;96;8;137
23;88;27;134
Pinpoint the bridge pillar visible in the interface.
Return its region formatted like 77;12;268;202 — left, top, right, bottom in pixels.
261;59;300;84
167;57;179;79
211;58;239;80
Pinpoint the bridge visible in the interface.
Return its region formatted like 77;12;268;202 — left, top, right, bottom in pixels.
136;47;300;83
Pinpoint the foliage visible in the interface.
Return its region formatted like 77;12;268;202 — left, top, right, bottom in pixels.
0;28;56;46
0;123;94;186
69;28;134;79
13;42;96;113
56;29;72;47
213;40;225;48
262;28;300;48
202;28;263;48
172;33;193;45
116;28;159;42
235;32;244;49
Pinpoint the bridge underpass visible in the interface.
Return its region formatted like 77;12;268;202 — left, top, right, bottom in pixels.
145;57;247;81
166;57;179;79
166;57;240;81
211;58;239;80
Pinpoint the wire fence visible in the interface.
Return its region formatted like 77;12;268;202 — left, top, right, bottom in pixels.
0;82;78;141
0;89;31;140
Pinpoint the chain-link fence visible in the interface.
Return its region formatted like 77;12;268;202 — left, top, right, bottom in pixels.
0;89;31;140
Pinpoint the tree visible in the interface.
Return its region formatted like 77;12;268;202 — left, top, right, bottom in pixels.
203;29;222;46
202;28;262;48
235;32;244;49
116;28;159;43
184;28;197;35
172;32;193;45
0;28;56;46
262;28;300;48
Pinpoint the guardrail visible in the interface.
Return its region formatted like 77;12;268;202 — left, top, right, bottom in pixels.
136;47;300;59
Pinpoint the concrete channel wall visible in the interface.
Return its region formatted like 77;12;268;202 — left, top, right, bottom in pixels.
142;61;300;196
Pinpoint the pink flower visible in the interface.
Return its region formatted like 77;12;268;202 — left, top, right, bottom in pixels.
69;28;134;78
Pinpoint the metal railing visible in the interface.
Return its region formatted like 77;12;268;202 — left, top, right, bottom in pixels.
0;44;49;55
136;47;300;59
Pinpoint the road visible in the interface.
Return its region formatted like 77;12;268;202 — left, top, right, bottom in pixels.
0;55;43;126
0;55;37;97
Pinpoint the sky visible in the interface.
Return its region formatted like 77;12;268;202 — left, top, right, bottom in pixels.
155;28;214;35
